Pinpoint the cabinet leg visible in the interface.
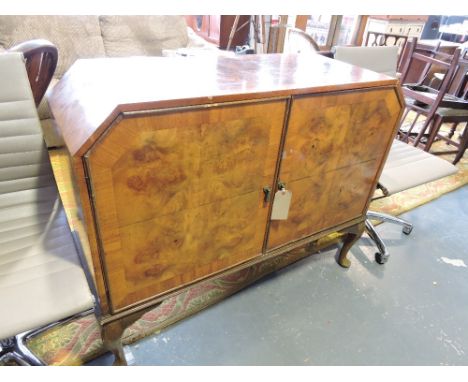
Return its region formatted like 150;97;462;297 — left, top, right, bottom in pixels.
100;304;159;366
337;222;365;268
101;320;128;366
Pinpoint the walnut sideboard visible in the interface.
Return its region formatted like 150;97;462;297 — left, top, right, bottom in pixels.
49;53;403;364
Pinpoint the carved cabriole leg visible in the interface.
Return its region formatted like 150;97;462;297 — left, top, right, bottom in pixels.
100;305;158;366
337;221;365;268
100;320;128;366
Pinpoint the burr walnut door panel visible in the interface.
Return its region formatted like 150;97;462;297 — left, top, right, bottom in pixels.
86;100;287;311
267;88;402;250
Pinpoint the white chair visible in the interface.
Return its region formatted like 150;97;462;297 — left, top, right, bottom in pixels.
333;45;458;264
333;45;399;77
0;52;96;365
367;140;457;263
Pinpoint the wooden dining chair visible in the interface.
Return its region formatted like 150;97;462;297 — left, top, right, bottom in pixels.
398;38;442;86
422;51;468;164
332;44;458;264
397;40;462;148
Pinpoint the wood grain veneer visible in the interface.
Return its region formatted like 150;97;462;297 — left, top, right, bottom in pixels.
86;100;287;310
267;88;402;248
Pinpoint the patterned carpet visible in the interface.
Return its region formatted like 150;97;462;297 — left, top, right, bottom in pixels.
4;133;467;366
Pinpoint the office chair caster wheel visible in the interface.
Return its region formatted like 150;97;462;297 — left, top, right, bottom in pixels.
375;252;388;265
402;225;413;235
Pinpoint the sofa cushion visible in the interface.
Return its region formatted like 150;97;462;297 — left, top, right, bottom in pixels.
99;15;189;57
0;16;106;78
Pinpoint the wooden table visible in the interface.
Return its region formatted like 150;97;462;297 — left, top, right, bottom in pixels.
49;53;403;365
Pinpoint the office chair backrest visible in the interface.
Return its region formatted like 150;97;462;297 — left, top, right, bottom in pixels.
0;52;56;201
334;45;399;77
0;52;94;342
7;39;58;106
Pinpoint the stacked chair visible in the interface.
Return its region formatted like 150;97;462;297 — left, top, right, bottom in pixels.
0;50;96;365
333;44;458;264
398;38;468;165
414;47;468;164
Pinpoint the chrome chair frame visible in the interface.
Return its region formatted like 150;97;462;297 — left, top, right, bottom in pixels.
0;231;99;365
365;211;413;264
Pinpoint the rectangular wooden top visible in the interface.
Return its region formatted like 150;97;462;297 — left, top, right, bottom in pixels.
49;53;399;157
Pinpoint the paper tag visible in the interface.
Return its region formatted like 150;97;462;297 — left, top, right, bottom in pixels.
271;190;292;220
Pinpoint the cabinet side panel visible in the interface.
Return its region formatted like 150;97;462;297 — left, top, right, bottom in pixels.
72;157;110;314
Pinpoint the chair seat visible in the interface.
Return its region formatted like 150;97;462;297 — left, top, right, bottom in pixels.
378;140;458;195
436;107;468;118
0;191;94;339
403;96;431;109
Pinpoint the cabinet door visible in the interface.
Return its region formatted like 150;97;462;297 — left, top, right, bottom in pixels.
86;100;286;311
267;88;401;250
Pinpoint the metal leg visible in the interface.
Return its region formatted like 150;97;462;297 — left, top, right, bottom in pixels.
367;211;413;234
0;308;95;366
365;219;389;264
15;333;46;365
366;210;414;265
0;336;45;366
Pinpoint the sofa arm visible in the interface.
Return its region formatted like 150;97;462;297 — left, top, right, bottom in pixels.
8;39;58;106
186;27;219;50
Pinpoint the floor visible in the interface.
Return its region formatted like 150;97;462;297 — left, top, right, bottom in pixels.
88;185;468;366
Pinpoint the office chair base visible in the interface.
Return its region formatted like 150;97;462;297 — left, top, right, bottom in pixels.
0;334;45;366
374;252;388;265
0;307;95;366
366;211;413;265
